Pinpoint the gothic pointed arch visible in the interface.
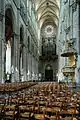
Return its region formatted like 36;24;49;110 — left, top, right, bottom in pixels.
5;7;14;83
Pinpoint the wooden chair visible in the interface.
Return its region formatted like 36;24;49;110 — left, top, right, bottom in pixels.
18;105;31;120
0;104;5;119
34;113;45;120
46;112;58;120
3;104;17;120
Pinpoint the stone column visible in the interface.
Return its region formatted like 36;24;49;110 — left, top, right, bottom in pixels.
11;34;16;83
27;53;31;81
11;5;20;83
23;46;27;81
30;54;32;81
12;33;19;82
0;0;5;83
75;4;80;83
26;52;28;80
36;59;38;81
32;56;33;81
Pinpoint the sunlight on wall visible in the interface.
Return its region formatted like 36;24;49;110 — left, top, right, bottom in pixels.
6;42;11;74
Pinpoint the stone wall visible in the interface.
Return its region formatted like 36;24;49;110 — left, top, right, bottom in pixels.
0;0;39;83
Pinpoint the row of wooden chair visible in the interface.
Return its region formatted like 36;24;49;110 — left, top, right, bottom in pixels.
0;81;37;92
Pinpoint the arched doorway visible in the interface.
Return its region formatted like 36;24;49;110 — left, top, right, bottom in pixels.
45;65;53;81
19;26;24;81
5;8;13;83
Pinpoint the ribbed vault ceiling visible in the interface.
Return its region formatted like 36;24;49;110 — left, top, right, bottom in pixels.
34;0;60;28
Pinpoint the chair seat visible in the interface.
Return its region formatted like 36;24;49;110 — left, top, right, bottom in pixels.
73;118;78;120
6;104;15;109
35;107;39;110
67;109;79;114
45;115;56;120
40;106;45;111
20;112;30;118
53;107;60;112
35;114;45;120
60;117;73;120
45;107;53;112
5;111;17;116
